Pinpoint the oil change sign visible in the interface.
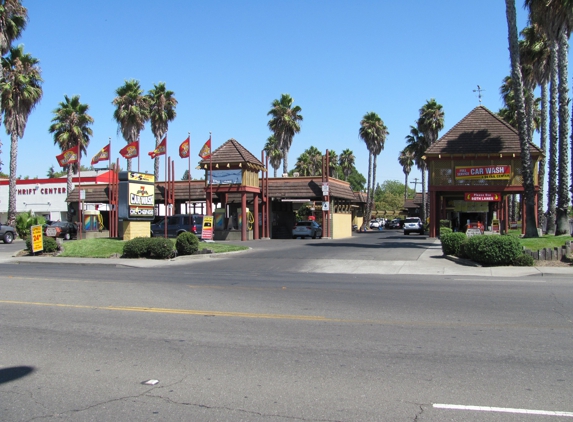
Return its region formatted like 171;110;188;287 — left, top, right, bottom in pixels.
455;165;511;180
118;171;156;221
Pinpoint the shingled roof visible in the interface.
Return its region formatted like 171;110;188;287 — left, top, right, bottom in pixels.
199;138;265;171
425;106;543;157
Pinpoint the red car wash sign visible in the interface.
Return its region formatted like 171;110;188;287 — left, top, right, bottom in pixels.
455;165;511;180
465;193;502;202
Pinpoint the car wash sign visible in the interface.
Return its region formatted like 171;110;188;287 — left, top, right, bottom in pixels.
118;171;156;220
455;165;511;180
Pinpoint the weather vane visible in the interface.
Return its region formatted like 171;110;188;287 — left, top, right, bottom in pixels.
473;85;485;105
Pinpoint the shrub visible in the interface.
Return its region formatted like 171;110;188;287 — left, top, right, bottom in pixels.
465;235;522;266
25;236;59;254
439;227;452;237
148;237;174;259
176;232;199;256
439;219;451;228
513;254;534;267
123;237;151;258
16;211;46;240
440;232;466;256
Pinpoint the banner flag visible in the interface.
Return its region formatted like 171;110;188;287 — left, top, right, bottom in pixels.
91;144;110;165
119;140;139;159
198;136;211;160
149;135;167;159
179;136;190;158
56;145;80;167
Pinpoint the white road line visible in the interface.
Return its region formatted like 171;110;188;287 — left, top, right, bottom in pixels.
434;403;573;417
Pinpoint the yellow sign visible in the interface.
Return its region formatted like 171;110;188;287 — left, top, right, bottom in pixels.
31;225;43;253
202;216;213;240
127;183;155;217
127;172;155;183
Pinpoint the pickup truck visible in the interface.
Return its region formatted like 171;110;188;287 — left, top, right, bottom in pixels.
0;223;17;244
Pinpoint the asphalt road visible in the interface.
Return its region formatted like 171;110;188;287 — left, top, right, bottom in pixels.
1;232;573;421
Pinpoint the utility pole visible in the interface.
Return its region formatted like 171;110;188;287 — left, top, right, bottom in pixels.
410;178;422;193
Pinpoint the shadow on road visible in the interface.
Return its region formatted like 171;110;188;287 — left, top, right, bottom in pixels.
0;366;35;384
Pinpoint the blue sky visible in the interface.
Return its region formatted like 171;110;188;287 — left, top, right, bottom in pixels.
11;0;532;189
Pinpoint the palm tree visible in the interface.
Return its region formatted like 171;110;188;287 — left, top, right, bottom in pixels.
359;112;389;226
339;149;355;181
49;95;94;195
506;0;539;238
398;148;414;202
0;0;27;56
267;94;303;175
404;124;428;220
418;99;444;146
263;135;282;177
147;82;177;181
294;151;311;176
327;150;338;178
0;44;42;226
525;0;573;235
112;79;150;171
305;146;322;176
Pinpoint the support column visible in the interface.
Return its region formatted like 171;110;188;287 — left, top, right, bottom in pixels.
254;193;259;240
241;192;247;241
429;190;438;237
521;195;526;235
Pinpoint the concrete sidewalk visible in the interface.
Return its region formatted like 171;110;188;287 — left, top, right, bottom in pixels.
3;239;573;277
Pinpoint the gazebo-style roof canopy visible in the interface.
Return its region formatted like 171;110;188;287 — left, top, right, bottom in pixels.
425;106;543;157
198;138;266;171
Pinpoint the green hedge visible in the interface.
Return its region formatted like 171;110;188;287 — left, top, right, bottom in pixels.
25;236;59;254
176;232;199;256
440;232;467;257
464;235;522;266
123;237;175;259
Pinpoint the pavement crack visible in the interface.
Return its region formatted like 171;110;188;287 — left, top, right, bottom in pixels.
550;292;573;324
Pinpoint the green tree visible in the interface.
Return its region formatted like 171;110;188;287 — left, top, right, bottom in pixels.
294;151;311;176
181;169;190;181
404;124;428;221
398;148;414;202
267;94;303;175
359;111;388;227
0;44;42;226
49;95;93;195
507;0;539;237
306;146;322;176
339;149;355;181
112;79;150;171
0;1;27;56
347;167;366;192
148;82;177;181
327;149;338;178
263;135;282;178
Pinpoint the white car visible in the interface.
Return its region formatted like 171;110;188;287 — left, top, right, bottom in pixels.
369;220;379;228
403;217;424;235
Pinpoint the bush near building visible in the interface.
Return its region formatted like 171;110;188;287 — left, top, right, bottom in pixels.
176;232;199;256
440;232;466;257
123;237;174;259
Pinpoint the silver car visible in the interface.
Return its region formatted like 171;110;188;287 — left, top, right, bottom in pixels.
403;217;424;235
292;221;323;239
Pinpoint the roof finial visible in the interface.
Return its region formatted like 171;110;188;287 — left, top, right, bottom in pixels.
473;85;485;105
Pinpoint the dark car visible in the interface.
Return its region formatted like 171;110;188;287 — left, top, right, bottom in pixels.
292;221;323;239
387;218;403;229
45;221;78;240
150;214;203;238
0;223;17;244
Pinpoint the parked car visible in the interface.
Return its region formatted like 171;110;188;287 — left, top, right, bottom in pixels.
150;214;203;238
45;221;78;240
387;218;403;229
0;223;16;244
292;221;323;239
403;217;424;235
369;220;379;229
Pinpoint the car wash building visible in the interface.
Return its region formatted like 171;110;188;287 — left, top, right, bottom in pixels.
424;106;543;237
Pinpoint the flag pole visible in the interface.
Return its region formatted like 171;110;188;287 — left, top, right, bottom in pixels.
138;137;140;173
209;132;213;216
108;137;111;235
78;146;82;240
187;131;191;215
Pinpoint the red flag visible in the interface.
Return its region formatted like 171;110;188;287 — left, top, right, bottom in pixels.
119;141;139;159
179;136;190;158
56;145;80;167
149;135;167;159
198;136;211;160
91;144;110;165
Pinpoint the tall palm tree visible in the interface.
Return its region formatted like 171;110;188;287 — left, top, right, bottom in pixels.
263;135;282;177
267;94;303;175
49;95;93;195
506;0;539;238
112;79;150;171
404;124;428;220
398;148;414;202
0;0;26;56
305;146;322;176
339;149;355;181
359;112;388;226
327;149;338;178
526;0;573;235
520;24;551;229
0;44;42;226
147;82;177;181
294;151;311;176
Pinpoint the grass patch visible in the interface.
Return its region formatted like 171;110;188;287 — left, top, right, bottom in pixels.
58;237;248;258
506;229;573;252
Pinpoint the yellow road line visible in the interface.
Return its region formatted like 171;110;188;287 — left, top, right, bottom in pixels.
0;300;341;322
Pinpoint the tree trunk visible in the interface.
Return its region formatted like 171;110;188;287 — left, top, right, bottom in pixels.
363;152;372;230
7;131;18;226
282;146;288;176
421;163;426;223
371;154;378;219
127;157;132;172
538;82;548;229
556;31;570;235
546;40;558;235
404;172;409;202
154;135;160;182
505;0;538;237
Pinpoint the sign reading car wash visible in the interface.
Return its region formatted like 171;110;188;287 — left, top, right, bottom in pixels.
464;193;502;202
202;215;213;240
455;165;511;180
118;171;156;220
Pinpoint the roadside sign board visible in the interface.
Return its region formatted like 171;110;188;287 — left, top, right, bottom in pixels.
322;202;330;211
465;228;482;237
31;225;43;253
322;182;329;195
202;215;213;240
464;192;501;202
